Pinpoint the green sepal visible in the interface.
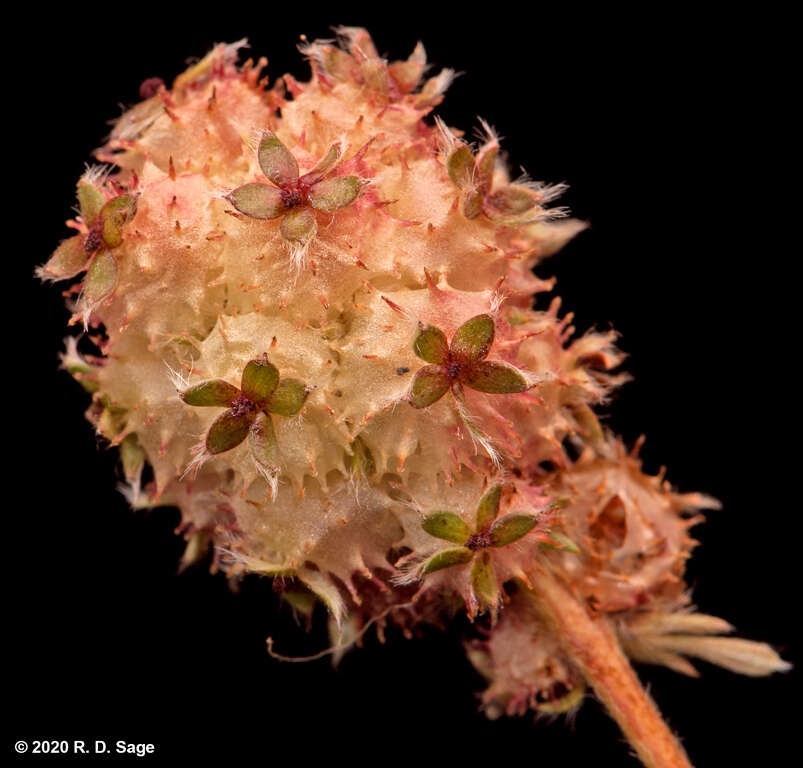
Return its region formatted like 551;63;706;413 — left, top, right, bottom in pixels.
350;436;376;477
240;357;279;404
476;144;498;192
301;142;341;184
536;683;586;714
40;236;89;280
83;251;118;303
422;547;473;575
475;485;502;530
489;513;537;547
77;181;106;223
413;323;449;364
206;408;255;454
450;314;495;363
280;207;317;245
540;531;581;554
120;433;146;484
463;361;529;394
258;131;299;187
99;194;136;248
227;184;285;219
249;412;279;473
308;176;363;212
446;145;475;191
409;365;450;409
470;550;498;607
181;379;240;407
421;511;472;544
266;378;309;416
463;190;483;219
484;185;537;217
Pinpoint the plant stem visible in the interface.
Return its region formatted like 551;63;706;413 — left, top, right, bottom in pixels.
526;568;692;768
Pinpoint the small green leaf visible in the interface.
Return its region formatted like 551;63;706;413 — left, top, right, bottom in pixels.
462;360;529;394
77;181;105;223
540;531;581;554
470;550;498;607
463;190;483;219
484;185;537;217
249;412;279;472
39;236;89;280
181;379;240;407
413;323;449;364
240;356;279;404
266;378;309;416
258;131;299;187
409;365;450;409
280;207;317;245
308;176;363;212
206;408;255;454
422;547;473;574
83;251;118;303
227;184;285;219
450;314;495;363
99;194;136;248
446;145;475;191
301;142;341;184
350;436;376;477
475;485;502;531
421;512;472;544
489;514;537;547
476;144;498;193
120;433;146;485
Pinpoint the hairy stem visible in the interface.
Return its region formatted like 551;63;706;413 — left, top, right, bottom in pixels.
526;569;692;768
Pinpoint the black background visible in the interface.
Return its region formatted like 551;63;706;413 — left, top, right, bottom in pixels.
10;5;797;766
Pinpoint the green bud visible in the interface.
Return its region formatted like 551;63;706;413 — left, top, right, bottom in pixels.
475;485;502;531
409;365;450;408
240;357;279;404
489;514;537;547
413;323;449;365
266;378;309;416
463;361;529;394
450;314;495;364
227;184;285;219
206;408;255;454
308;176;363;212
258;131;299;187
181;379;240;407
421;511;472;544
422;547;473;574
